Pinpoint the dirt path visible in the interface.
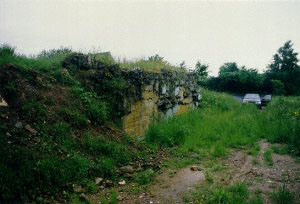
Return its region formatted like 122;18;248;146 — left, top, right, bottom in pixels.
90;141;300;204
125;141;300;204
226;141;300;203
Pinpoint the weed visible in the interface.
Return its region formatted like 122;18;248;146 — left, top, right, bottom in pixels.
120;57;184;73
271;185;294;204
248;143;260;157
264;149;273;166
22;99;48;123
204;171;214;183
252;158;259;165
59;108;89;127
272;145;289;155
134;169;155;185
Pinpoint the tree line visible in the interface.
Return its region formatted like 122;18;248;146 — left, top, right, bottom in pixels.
195;41;300;95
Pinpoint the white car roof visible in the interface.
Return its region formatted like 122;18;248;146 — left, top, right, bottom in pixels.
244;94;260;99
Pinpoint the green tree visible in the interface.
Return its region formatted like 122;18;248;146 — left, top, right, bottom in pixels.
148;54;164;62
268;40;299;72
179;61;187;70
195;61;208;78
266;40;300;95
219;62;239;76
271;80;285;95
195;61;209;86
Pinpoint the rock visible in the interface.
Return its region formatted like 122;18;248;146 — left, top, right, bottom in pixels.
15;122;23;129
105;180;113;187
25;125;37;135
120;165;134;173
190;165;202;171
79;193;89;202
95;177;103;185
124;173;133;178
73;184;84;193
118;180;126;186
117;195;124;201
0;95;8;107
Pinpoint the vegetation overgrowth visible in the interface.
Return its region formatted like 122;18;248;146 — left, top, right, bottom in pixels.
0;45;156;203
1;44;299;203
146;89;300;157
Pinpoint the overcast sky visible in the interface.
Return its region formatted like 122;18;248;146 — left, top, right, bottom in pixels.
1;0;300;75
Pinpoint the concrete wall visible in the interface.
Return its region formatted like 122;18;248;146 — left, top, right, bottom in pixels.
122;70;201;136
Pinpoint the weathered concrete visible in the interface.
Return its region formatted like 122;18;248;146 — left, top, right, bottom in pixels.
122;69;201;136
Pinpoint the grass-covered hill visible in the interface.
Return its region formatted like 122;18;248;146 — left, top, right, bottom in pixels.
0;45;167;203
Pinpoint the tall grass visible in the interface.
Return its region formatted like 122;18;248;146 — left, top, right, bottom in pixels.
119;58;184;73
145;89;300;157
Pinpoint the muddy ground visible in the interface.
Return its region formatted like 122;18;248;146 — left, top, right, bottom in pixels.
90;141;300;204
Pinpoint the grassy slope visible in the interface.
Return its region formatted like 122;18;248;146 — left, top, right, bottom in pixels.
0;46;157;203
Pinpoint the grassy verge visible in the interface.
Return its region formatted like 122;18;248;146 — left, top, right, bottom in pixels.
145;89;300;160
184;182;264;204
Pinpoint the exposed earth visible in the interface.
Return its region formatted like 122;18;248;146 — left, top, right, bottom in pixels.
89;141;300;204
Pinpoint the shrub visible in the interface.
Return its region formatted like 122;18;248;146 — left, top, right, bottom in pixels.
82;132;132;164
22;100;48;122
59;108;89;127
0;44;15;56
62;53;90;70
271;185;295;204
145;117;187;147
134;169;155;185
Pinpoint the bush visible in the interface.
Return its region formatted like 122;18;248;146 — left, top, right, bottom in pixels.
59;108;89;127
145;117;187;147
62;53;90;70
37;155;91;190
0;44;15;56
72;86;108;124
134;169;155;185
83;133;132;164
271;185;295;204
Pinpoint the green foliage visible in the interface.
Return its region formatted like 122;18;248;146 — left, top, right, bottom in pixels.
0;44;15;56
263;96;300;155
59;108;89;127
38;47;72;58
268;41;298;73
22;99;48;122
219;62;239;75
271;185;295;204
207;63;263;94
62;52;90;70
146;90;264;158
263;149;273;166
271;145;289;155
37;155;91;189
205;41;300;96
146;90;300;159
145;117;187;147
120;57;184;73
72;86;108;123
134;169;155;185
195;61;209;86
148;54;164;62
271;80;285;95
187;183;251;204
82;132;133;165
